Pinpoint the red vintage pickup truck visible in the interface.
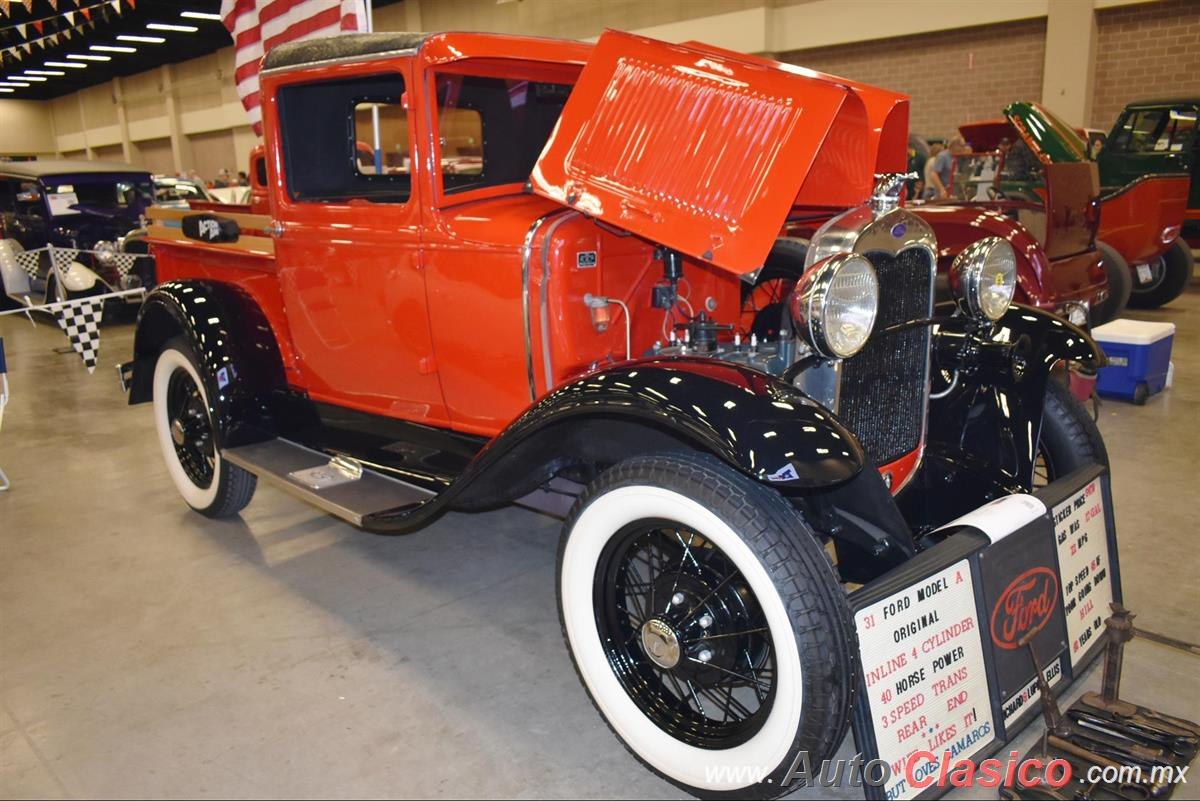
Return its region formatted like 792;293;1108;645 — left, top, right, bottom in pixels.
121;31;1113;798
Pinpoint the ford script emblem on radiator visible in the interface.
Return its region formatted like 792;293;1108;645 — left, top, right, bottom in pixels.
890;222;907;238
990;567;1059;650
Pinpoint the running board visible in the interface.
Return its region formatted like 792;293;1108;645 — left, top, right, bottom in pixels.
222;439;435;527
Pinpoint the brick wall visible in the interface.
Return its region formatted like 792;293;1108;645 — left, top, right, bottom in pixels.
1091;0;1200;130
777;18;1047;141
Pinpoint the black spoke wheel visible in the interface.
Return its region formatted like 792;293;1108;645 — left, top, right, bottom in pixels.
152;336;256;518
596;520;775;749
738;238;807;341
558;452;856;799
166;367;216;489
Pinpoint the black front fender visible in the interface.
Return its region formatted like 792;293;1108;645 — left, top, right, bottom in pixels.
927;303;1103;491
405;357;866;519
128;280;286;446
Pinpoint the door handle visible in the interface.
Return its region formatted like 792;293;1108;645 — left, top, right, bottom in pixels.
265;220;285;239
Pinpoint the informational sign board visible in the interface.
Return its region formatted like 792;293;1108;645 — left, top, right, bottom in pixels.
1052;476;1115;669
850;465;1120;800
854;558;997;801
46;192;81;216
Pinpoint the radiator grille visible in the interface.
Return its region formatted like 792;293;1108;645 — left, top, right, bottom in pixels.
838;248;934;466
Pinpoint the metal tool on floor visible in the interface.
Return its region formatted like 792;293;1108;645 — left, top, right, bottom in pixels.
1001;603;1200;800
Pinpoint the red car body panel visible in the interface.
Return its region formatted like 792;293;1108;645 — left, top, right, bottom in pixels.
146;31;941;493
1096;174;1189;265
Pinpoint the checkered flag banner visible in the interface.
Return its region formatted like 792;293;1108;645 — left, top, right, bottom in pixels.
15;249;42;279
52;296;105;374
111;252;140;279
49;246;81;275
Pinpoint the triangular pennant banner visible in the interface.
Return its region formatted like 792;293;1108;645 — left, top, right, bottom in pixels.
53;297;105;374
15;22;25;37
80;7;90;20
21;0;32;13
110;0;119;12
64;10;74;24
32;20;42;34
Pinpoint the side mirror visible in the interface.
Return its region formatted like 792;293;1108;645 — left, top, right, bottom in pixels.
16;189;40;203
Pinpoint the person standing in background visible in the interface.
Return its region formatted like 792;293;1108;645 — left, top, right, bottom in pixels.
923;142;943;200
928;135;967;199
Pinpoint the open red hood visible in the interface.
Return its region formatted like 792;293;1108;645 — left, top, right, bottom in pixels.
531;30;899;275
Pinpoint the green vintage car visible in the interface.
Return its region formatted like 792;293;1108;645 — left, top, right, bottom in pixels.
1096;98;1198;307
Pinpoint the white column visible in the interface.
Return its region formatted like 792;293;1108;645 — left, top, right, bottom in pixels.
1041;0;1098;127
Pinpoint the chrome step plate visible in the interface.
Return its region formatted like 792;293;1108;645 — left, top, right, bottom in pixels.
222;438;435;527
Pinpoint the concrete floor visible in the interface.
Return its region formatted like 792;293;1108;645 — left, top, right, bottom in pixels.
2;286;1199;800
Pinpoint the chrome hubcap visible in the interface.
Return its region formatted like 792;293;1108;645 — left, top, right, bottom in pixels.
170;418;186;446
640;618;681;669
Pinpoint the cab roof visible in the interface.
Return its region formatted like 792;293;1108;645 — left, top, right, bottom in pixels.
261;31;592;73
262;32;430;71
0;159;148;179
1123;97;1200;110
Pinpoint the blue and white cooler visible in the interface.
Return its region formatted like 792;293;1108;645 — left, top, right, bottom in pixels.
1091;319;1175;405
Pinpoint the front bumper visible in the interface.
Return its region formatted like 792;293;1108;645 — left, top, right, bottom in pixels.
849;465;1118;799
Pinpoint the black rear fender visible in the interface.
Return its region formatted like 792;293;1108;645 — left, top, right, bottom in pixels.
128;280;286;446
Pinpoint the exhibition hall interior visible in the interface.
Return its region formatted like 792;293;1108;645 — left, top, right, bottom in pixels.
1;0;1199;798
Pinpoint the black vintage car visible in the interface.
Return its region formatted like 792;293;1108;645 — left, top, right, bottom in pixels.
0;159;156;308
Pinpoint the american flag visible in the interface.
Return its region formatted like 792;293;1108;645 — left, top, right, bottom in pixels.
221;0;369;135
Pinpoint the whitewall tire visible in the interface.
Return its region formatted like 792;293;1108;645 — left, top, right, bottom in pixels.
152;337;255;518
556;452;855;799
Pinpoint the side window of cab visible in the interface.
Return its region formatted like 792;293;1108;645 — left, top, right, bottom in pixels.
277;72;411;204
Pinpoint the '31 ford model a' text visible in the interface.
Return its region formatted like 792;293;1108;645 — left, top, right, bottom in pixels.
121;31;1112;798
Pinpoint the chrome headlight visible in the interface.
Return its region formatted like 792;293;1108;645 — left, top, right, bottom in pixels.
951;237;1016;322
94;240;117;267
789;253;879;359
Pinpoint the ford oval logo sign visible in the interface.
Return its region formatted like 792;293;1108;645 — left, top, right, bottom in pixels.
990;567;1059;650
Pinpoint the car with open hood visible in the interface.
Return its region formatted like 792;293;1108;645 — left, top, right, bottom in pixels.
119;31;1117;799
956;102;1191;314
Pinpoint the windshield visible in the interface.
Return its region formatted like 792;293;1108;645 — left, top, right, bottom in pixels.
41;176;154;217
1108;107;1197;154
435;71;574;195
155;180;209;203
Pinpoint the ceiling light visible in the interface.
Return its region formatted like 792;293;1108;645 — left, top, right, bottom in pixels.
0;88;14;93
147;23;199;32
3;81;31;87
25;70;65;76
67;54;112;61
91;45;137;53
46;61;88;69
16;75;47;82
181;11;223;20
118;34;166;43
